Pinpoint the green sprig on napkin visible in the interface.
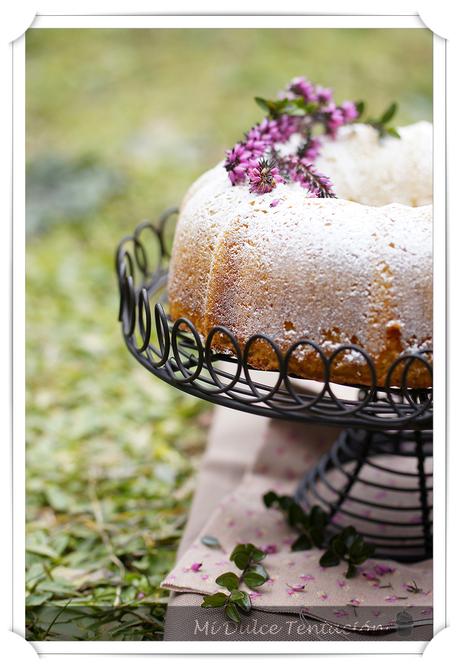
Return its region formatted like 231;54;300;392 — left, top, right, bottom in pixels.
200;543;269;624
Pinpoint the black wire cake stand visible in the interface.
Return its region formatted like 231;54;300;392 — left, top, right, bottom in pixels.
116;209;433;563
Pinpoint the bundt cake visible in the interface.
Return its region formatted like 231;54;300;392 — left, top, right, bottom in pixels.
167;82;432;388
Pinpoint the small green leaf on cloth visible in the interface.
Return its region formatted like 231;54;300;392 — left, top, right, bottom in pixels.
235;591;251;613
225;602;241;624
201;592;228;609
242;568;267;589
215;572;240;592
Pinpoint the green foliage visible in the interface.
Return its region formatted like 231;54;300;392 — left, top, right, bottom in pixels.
319;526;375;578
215;572;240;591
263;491;328;549
254;96;317;118
200;544;269;625
264;492;374;578
365;102;402;139
242;565;268;589
229;543;269;590
201;592;229;608
229;543;266;570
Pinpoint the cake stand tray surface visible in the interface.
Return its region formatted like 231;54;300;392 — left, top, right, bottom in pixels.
115;210;433;561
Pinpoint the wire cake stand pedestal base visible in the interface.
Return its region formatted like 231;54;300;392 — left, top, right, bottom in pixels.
295;428;432;562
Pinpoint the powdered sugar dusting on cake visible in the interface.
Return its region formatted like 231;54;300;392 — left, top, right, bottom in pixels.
316;121;432;207
168;122;432;371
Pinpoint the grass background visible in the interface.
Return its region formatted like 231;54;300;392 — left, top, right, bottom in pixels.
25;28;433;640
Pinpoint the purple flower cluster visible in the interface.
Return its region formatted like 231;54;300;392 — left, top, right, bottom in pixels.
248;158;284;194
281;156;336;198
224;76;360;195
323;100;359;138
225;114;299;186
225;143;252;185
297;136;322;162
283;76;359;139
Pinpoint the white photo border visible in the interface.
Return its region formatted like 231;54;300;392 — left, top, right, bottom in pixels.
10;11;446;657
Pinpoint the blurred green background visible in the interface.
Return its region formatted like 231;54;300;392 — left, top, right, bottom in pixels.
25;28;432;640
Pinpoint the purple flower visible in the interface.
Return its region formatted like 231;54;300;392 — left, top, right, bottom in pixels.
273;114;300;143
248;158;284;194
289;76;317;102
223;76;364;191
323;103;345;138
298;136;322;162
287;583;306;593
224;143;251;185
316;86;333;104
248;115;299;146
340;100;359;123
190;562;202;572
283;156;335;198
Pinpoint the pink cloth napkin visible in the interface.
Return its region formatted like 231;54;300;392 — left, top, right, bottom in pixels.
162;419;432;630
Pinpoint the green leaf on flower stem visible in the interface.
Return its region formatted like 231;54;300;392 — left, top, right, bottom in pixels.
291;534;312;552
385;127;401;139
225;602;241;624
201;535;222;549
235;591;251;613
254;96;292;119
355;100;365;118
380;102;398;124
215;572;239;592
201;592;228;608
255;96;271;113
